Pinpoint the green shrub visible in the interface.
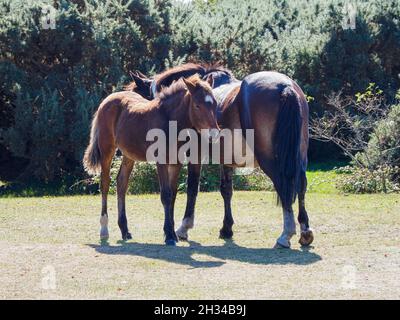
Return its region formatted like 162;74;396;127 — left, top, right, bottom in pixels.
1;0;400;191
0;0;172;182
335;165;400;194
355;103;400;169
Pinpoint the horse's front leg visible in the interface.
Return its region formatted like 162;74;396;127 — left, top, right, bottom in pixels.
219;165;234;239
176;163;201;240
157;164;182;246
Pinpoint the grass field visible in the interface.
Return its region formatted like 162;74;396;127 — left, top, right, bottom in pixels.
0;190;399;299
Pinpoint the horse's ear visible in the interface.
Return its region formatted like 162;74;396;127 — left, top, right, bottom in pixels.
135;70;147;79
132;73;151;88
129;70;138;79
206;74;214;88
182;77;197;95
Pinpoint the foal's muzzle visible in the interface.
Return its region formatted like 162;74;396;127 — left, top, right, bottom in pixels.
208;128;220;144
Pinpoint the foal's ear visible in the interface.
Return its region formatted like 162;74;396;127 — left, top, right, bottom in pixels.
182;77;197;95
205;74;214;88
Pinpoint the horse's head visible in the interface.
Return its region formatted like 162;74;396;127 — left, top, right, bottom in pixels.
182;75;220;137
126;71;154;100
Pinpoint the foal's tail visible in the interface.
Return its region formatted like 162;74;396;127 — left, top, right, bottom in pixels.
83;111;101;176
273;86;302;209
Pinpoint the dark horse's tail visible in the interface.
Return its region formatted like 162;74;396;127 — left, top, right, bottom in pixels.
273;86;302;209
83;111;101;176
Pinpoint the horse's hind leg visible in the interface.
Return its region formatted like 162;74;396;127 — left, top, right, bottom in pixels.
117;156;135;240
219;165;234;239
275;206;296;248
298;170;314;246
257;156;296;248
176;163;201;241
99;152;114;241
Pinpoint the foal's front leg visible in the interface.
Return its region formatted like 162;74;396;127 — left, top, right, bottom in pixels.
176;163;201;240
219;165;234;239
157;164;182;246
116;156;135;240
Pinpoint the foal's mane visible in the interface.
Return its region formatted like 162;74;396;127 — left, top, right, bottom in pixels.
154;63;206;91
124;81;137;92
158;74;211;102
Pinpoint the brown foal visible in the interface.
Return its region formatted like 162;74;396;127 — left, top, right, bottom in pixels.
83;75;218;245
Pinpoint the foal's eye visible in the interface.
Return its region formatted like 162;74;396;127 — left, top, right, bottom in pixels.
195;105;200;109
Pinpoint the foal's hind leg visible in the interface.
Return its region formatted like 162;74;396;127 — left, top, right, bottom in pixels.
176;163;201;241
117;156;135;240
99;153;114;241
298;170;314;246
219;165;234;239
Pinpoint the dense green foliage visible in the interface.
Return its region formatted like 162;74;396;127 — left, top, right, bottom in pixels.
0;0;399;193
337;102;400;193
335;165;399;193
356;103;400;169
0;0;171;182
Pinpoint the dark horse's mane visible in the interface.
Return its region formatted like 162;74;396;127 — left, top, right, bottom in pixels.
156;63;233;89
124;63;233;92
203;64;234;77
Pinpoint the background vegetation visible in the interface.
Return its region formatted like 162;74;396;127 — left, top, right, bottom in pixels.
0;0;399;195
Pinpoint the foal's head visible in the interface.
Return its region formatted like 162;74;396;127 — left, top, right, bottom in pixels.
158;74;219;134
182;75;219;133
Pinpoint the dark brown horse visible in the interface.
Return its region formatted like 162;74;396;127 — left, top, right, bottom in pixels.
128;64;314;248
83;75;218;245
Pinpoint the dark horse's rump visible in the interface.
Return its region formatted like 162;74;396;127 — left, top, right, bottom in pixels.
237;72;308;209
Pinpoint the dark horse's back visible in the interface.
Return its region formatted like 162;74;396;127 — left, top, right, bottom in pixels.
238;71;309;209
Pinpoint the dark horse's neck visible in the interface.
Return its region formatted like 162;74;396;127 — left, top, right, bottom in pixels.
159;90;192;131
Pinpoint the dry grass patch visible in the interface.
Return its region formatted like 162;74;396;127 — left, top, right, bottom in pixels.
0;192;399;299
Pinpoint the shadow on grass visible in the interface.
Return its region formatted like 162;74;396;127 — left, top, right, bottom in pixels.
88;240;321;269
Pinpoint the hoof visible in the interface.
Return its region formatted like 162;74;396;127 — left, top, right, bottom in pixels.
299;229;314;246
122;232;132;241
219;227;233;239
176;227;188;241
100;234;109;241
165;239;177;246
275;234;292;249
274;241;291;249
100;227;109;241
